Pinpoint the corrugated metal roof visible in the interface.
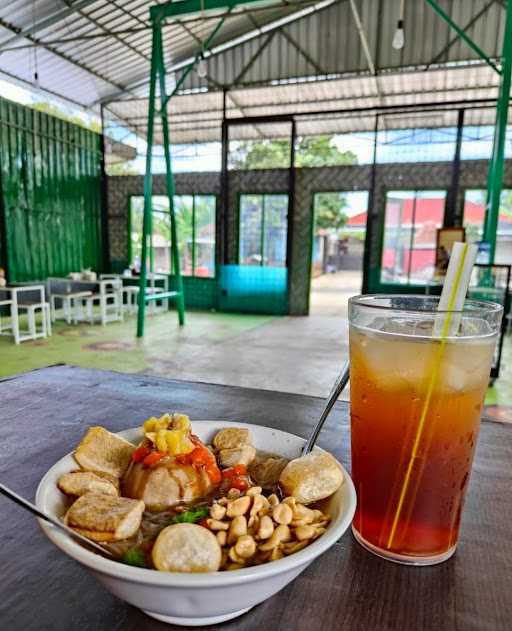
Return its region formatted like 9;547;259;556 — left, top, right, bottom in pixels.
104;64;501;142
0;1;506;105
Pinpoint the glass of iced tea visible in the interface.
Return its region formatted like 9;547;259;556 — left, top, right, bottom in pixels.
348;295;502;565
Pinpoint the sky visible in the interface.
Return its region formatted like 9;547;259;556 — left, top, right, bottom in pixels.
1;75;511;177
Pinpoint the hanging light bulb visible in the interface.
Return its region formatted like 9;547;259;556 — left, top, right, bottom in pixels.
392;0;405;50
34;71;40;91
392;19;405;49
196;55;207;79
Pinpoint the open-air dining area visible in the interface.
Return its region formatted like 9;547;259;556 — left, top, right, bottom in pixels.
1;1;512;630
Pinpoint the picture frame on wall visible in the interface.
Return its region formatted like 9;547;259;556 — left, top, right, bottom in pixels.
435;227;466;275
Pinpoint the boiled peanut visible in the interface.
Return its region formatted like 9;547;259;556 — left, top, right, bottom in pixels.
235;534;257;559
258;524;291;551
227;495;251;517
228;515;247;544
246;486;262;497
282;540;310;555
250;494;269;518
294;525;316;540
210;503;227;520
256;515;274;540
267;494;280;507
269;547;284;561
228;545;246;564
272;503;293;525
216;531;227;546
206;518;229;531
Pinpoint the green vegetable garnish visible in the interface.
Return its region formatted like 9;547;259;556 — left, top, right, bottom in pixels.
170;506;209;524
122;547;147;568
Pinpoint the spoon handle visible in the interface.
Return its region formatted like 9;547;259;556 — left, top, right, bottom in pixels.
302;360;350;456
0;482;115;558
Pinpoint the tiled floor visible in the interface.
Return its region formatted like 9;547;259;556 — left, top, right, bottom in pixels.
0;271;510;421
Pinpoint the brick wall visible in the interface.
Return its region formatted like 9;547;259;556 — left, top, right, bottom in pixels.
107;159;512;314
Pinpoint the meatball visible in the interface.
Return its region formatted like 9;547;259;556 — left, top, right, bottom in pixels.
123;460;215;512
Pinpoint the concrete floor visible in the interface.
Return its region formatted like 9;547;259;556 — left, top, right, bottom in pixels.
0;270;510;420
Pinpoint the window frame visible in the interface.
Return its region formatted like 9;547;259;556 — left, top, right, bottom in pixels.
128;193;217;278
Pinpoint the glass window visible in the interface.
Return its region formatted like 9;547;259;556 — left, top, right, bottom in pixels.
130;195;216;277
463;188;512;265
312;191;369;276
380;190;446;285
463;190;486;244
239;194;288;267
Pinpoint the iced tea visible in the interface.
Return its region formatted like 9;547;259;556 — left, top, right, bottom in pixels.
348;296;501;564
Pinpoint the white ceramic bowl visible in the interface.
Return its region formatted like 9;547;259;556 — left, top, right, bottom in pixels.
36;421;356;626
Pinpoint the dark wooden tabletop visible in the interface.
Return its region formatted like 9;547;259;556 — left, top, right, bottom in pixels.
1;365;511;631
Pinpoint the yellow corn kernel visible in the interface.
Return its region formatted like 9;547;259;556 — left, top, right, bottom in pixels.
156;429;169;453
143;417;158;433
171;414;191;431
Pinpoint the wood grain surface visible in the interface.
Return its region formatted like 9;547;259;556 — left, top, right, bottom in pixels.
0;365;511;631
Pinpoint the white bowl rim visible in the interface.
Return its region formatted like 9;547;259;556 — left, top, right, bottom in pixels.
36;421;356;587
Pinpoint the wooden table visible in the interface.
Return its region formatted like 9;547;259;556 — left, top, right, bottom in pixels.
1;366;511;631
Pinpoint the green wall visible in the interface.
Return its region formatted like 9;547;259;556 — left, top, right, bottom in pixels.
0;97;103;282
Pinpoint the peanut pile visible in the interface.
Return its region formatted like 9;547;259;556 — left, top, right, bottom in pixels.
205;486;330;570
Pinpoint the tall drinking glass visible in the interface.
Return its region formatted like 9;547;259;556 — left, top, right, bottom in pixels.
348;295;502;565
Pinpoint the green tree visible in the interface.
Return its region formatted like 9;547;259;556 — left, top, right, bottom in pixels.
499;189;512;219
314;192;349;233
31;101;101;133
107;161;139;176
295;136;356;168
229;135;357;169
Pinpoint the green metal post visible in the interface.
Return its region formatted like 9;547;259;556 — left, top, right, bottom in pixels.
136;24;159;338
161;9;232;109
156;24;185;326
260;195;265;266
149;208;154;272
483;1;512;259
191;195;196;276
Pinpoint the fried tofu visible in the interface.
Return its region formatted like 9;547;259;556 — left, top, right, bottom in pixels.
65;493;145;542
58;471;119;498
212;428;252;451
74;426;135;478
279;452;344;504
218;445;256;468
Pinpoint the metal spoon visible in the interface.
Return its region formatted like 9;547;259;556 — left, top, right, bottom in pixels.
0;482;115;559
301;360;350;455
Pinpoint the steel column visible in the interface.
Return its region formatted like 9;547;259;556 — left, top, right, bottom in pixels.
445;108;465;227
136;24;159;338
156;24;185;325
484;1;512;258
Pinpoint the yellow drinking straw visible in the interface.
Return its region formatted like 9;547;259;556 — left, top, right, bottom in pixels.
386;242;477;550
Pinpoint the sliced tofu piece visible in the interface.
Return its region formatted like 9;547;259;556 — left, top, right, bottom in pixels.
58;471;119;498
74;426;135;478
65;493;145;542
218;445;256;468
92;471;121;493
212;428;252;451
